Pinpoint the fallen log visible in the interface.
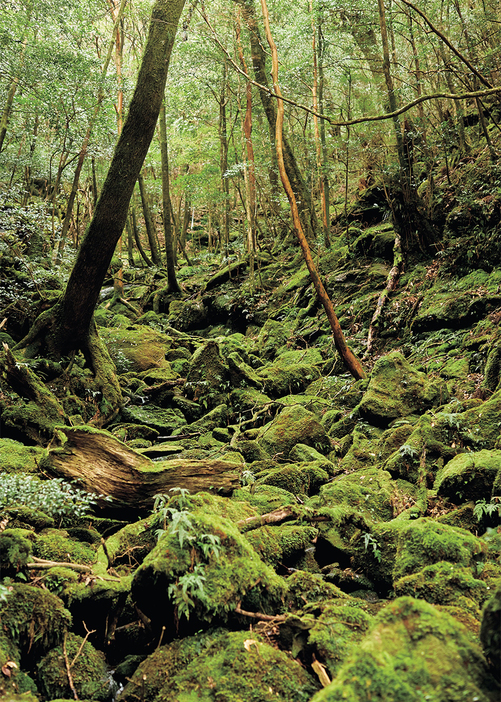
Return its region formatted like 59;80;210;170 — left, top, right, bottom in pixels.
43;426;241;510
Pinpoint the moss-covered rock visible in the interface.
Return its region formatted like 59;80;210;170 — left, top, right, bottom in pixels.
312;596;497;702
480;583;501;680
100;325;171;372
256;461;330;497
359;351;448;426
185;340;230;408
132;507;286;629
310;469;398;522
257;360;322;398
257;405;331;459
36;632;109;701
0;583;71;659
120;404;187;433
0;439;44;473
307;599;374;678
394;561;488;615
256;319;293;360
0;530;32;576
33;528;97;565
121;628;316;702
434;449;501;503
245;524;318;567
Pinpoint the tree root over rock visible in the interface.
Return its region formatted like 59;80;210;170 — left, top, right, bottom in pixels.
13;298;122;428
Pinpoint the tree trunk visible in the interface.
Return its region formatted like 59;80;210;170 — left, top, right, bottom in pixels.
234;0;318;243
138;171;163;266
158;100;181;291
259;0;365;381
50;0;185;354
45;427;241;510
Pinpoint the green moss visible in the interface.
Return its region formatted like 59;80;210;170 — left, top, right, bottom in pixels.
245;524;318;567
257;461;330;497
161;629;317;701
256;319;293;359
257;405;331;459
0;530;32;576
100;325;171;372
0;583;71;658
132;509;287;626
33;529;97;565
308;600;374;677
0;439;44;474
359;351;448;426
394;561;487;614
231;485;298;514
257;361;322;398
312;597;496;702
37;632;109;701
434;450;501;503
480;583;501;678
310;469;399;522
285;571;349;610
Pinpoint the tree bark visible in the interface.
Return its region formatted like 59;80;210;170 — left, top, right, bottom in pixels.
50;0;186;354
158;100;181;291
259;0;365;380
45;427;241;509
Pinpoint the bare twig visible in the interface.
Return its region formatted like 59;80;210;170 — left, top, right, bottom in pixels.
235;602;286;622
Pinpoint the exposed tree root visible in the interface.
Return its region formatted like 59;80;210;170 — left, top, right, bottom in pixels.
12;299;123;428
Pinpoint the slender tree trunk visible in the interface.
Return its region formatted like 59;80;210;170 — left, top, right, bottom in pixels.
234;0;318;244
55;0;129;261
236;10;257;279
219;62;231;257
259;0;365;380
44;0;186;354
138;172;163;266
310;1;330;248
158;100;181;291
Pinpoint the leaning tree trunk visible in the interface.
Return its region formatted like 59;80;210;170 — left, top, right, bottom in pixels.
15;0;186;424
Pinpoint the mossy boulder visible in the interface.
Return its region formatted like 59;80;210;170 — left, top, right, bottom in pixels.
185;340;230;407
256;461;330;497
434;449;501;503
358;351;448;426
312;597;497;702
121;404;187;433
0;584;71;660
33;529;97;565
394;561;488;615
231;484;298;514
132;508;287;628
256;319;292;360
168;298;207;331
0;530;32;576
100;325;170;372
310;469;398;522
121;629;316;702
257;405;331;459
352;518;486;590
0;439;43;473
480;583;501;680
36;632;109;701
257;359;322;398
307;599;375;678
245;524;318;567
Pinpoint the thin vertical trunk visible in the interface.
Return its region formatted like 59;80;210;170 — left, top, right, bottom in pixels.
236;11;256;279
309;0;330;248
219;62;230;256
55;0;128;261
158;100;181;291
259;0;365;380
138;172;162;266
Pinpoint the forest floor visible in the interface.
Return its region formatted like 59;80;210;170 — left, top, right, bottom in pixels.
0;148;500;701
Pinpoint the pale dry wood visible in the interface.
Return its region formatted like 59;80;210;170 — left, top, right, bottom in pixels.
45;427;241;509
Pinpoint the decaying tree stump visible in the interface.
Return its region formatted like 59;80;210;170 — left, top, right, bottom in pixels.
44;427;241;509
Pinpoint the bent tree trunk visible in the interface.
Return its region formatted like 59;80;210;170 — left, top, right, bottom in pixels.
16;0;186;421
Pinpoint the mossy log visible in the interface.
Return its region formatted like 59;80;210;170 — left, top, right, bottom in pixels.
43;427;241;509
